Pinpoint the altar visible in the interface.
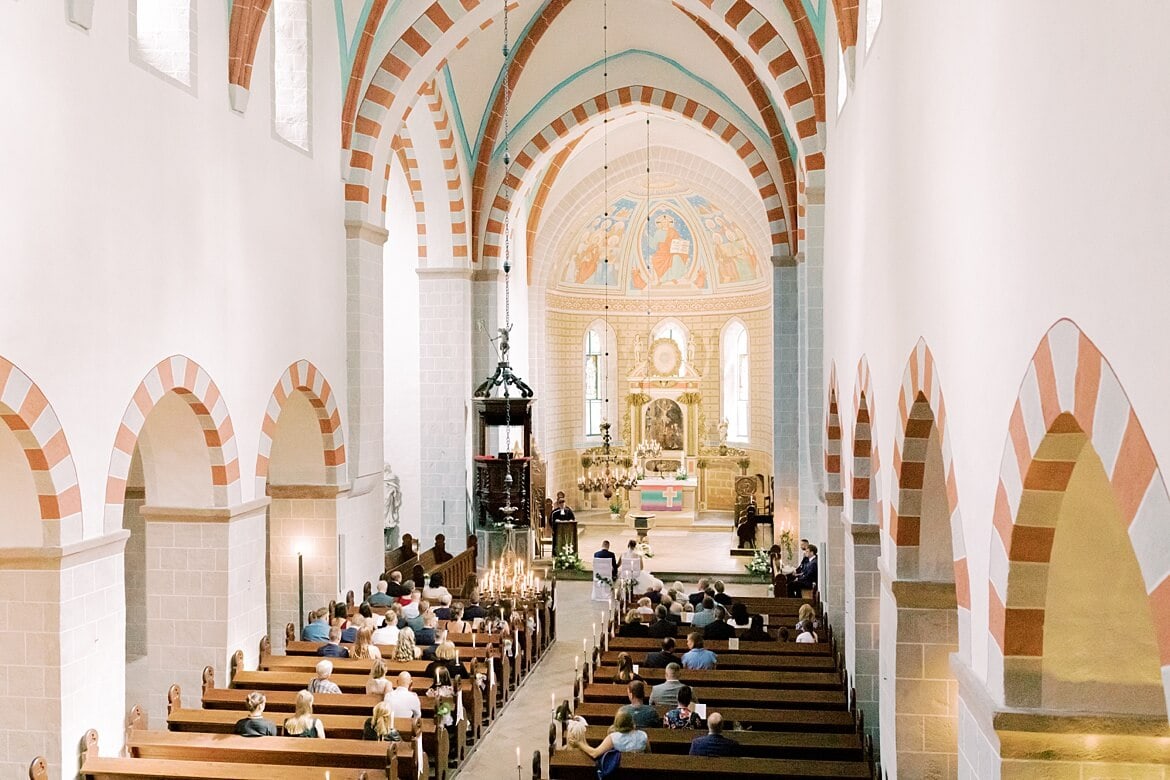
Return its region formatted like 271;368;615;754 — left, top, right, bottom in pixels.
629;476;698;526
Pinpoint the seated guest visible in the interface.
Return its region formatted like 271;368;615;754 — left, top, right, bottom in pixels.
301;609;330;642
387;672;422;719
615;652;644;683
618;609;650;637
689;712;739;757
690;598;720;628
395;627;421;660
463;595;486;621
415;611;439;648
366;660;392;696
424;641;471;682
434;593;454;621
332;603;350;630
663;685;702;730
446;603;472;634
427;666;457;728
635;597;655;617
389;603;407;629
712;580;733;607
796;620;818;643
666;596;685;621
647;606;678;638
728;602;753;629
351;625;382;661
644;637;681;669
778;626;791;642
423;572;451;602
646;582;664;604
397;581;416;607
649;663;686;706
368;580;395;607
568;710;650;756
317;626;350;658
371;612;400;646
283;690;326;738
740;614;772;643
702;607;736;640
681;633;718;670
788;544;818;597
797;603;821;630
306;660;341;695
384;571;406;597
688;578;711;606
403;591;424;623
357;601;385;628
592;539;619;579
411;564;427;590
234;691;277;737
362;700;401;741
619;680;660;728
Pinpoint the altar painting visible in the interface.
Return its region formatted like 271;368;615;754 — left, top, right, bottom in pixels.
630;206;707;291
644;398;684;451
562;198;635;286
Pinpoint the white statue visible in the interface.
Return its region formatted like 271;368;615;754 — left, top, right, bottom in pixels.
717;418;729;446
633;334;645;367
383;463;401;530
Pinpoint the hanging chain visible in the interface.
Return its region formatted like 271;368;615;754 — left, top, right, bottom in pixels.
501;0;516;513
602;0;609;419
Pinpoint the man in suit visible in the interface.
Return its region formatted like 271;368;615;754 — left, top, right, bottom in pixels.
789;544;819;596
592;539;618;579
688;578;711;606
703;607;736;640
689;713;740;757
550;492;576;523
647;605;678;638
644;637;681;668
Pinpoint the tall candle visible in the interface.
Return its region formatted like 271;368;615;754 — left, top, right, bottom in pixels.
551;691;555;712
516;746;521;767
574;655;579;672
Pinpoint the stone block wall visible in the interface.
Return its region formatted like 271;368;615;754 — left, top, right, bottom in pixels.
267;495;339;652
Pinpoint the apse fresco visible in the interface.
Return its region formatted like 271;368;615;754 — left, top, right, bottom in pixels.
558;190;763;293
630;204;707;291
687;194;760;285
563;197;636;286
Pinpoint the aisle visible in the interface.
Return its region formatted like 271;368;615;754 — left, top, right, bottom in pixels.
455;581;605;779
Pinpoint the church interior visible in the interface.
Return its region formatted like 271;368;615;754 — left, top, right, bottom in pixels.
4;1;1170;778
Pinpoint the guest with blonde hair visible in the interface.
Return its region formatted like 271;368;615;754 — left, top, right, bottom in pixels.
283;689;326;738
366;659;391;696
568;709;650;756
615;651;644;683
233;691;277;737
352;625;383;661
395;626;420;660
618;609;649;637
362;700;401;741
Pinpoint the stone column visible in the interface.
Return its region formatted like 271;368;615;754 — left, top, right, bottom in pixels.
138;499;269;722
798;184;827;538
879;572;960;779
0;530;128;780
679;392;702;458
471;269;503;389
843;517;881;748
417;268;473;551
772;253;800;529
824;494;845;639
345;219;388;484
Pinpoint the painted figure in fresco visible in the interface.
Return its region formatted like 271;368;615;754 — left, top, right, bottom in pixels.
568;202;632;286
648;212;688;283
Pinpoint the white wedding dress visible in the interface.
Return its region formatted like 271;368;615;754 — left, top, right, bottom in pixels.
619;552;663;592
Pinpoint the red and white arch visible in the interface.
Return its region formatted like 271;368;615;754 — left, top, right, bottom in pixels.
254;360;346;494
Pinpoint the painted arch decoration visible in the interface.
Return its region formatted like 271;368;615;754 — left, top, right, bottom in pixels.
255;360;347;494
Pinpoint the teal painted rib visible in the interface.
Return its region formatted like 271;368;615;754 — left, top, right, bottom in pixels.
491;49;795;164
442;65;474;169
471;0;554;163
802;0;826;45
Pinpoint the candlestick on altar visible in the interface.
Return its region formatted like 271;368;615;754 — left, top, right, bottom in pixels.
574;655;579;672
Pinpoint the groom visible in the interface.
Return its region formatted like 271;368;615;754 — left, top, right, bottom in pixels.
593;539;618;578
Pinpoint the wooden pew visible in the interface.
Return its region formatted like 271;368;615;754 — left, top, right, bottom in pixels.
566;725;865;761
591;666;843;691
605;636;831;656
541;751;871;779
426;541;477;596
598;649;837;672
581;682;848;711
28;756;47;780
80;729;385;780
571;702;857;733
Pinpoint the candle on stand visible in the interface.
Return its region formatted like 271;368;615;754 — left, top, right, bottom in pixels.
574;655;579;672
551;691;555;712
583;637;588;654
516;746;521;767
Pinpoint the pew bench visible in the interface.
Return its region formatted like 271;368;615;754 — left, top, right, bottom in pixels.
571;702;857;733
542;750;871;779
598;650;836;672
591;667;842;691
582;683;848;711
604;637;832;656
568;726;865;761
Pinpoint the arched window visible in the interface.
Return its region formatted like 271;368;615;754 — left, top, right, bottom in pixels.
721;320;749;440
131;0;195;87
651;319;689;376
584;321;617;437
865;0;883;54
272;0;312;152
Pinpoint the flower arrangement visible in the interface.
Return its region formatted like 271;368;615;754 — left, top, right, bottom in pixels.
674;468;689;481
593;570;614;587
609;495;624;516
745;549;771;579
779;527;795;565
736;457;752;471
554;548;585;571
635;540;654;559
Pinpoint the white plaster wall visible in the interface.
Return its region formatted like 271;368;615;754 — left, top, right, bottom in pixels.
823;1;1170;690
0;0;348;540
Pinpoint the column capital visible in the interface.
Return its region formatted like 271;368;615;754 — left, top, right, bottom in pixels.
344;219;390;245
139;497;271;523
416;267;473;280
0;528;129;570
471;268;505;283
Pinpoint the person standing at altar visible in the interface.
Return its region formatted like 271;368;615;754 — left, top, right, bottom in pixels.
551;491;578;557
550;492;575;523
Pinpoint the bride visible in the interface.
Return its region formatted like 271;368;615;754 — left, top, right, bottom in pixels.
618;539;663;592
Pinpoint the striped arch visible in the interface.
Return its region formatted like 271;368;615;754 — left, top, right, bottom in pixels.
525;139;578;278
829;0;859;54
779;0;827;127
483;86;789;262
254;360;346;494
227;0;274;112
0;356;82;545
385;128;428;262
987;319;1170;710
104;357;241;529
849;356;878;524
824;364;842;504
889;340;972;647
340;0;392;148
420;80;469;262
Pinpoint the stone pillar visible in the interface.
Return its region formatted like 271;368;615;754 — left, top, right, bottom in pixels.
679;392;702;458
345;220;389;483
471;269;503;389
798;184;826;535
772;253;800;528
879;573;959;779
0;531;128;780
138;500;269;722
266;486;342;651
843;517;881;747
824;494;845;638
418;268;472;551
